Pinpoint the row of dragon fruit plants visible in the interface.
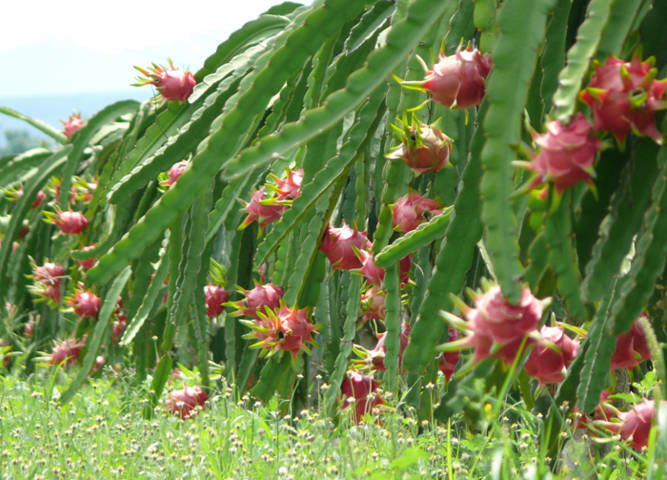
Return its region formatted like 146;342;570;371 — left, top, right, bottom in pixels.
0;0;665;461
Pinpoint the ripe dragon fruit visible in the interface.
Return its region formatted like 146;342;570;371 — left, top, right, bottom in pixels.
358;250;412;287
580;54;666;145
271;168;304;200
163;160;189;187
51;210;88;234
246;303;318;360
320;223;371;271
438;282;547;366
387;118;452;174
420;46;492;109
392;193;443;233
62;114;84;138
49;336;86;366
76;244;97;269
165;386;208;420
231;282;284;319
134;60;197;102
340;370;383;424
523;325;579;385
614;398;657;451
360;287;386;322
368;321;411;371
610;316;651;370
68;288;101;319
438;327;461;381
240;187;287;230
520;113;601;194
204;285;229;319
33;262;65;286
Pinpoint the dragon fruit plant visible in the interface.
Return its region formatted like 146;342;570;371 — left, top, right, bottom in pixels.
1;2;665;471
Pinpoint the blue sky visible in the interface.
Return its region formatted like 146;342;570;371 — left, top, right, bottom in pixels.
1;0;312;97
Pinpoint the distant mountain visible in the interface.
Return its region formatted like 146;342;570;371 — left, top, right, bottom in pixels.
0;90;150;146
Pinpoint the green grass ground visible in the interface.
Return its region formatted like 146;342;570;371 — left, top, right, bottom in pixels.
0;365;658;480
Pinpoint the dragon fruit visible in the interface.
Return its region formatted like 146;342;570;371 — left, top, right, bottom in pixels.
68;288;101;319
271;168;304;200
387;119;452;174
134;60;197;102
610;317;651;370
51;210;88;234
421;46;492;109
33;262;65;286
240;187;287;230
361;287;386;322
340;370;383;424
438;327;461;381
76;244;96;269
468;285;543;344
320;223;371;271
204;285;229;319
163;160;189;187
369;321;411;371
522;113;601;194
31;190;46;209
62;114;84;138
166;386;208;419
49;337;86;366
392;193;443;233
232;283;284;319
615;399;656;451
358;251;412;287
523;325;579;385
580;54;666;144
248;303;318;360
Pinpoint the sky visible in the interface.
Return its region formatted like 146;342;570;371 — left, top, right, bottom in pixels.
0;0;312;97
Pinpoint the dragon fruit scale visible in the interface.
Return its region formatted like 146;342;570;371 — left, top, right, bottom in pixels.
580;54;666;145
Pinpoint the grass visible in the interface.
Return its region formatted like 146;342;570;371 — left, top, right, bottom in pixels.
0;363;658;480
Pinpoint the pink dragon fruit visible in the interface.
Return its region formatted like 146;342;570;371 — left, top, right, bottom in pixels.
468;285;543;344
616;398;656;451
523;325;579;385
33;262;66;286
392;193;443;233
438;327;461;381
249;303;318;360
31;190;46;209
240;187;287;230
320;223;371;271
62;114;84;138
232;282;284;319
272;168;304;200
68;288;101;319
76;244;97;269
387;119;453;174
162;160;189;187
52;210;88;234
610;316;651;370
49;336;86;366
340;370;383;424
358;251;412;287
204;285;229;319
421;46;492;109
522;113;601;194
369;321;411;371
166;385;208;419
361;287;386;322
580;54;666;144
134;60;197;102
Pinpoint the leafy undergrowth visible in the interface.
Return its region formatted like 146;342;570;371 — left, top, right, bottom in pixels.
0;367;657;479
